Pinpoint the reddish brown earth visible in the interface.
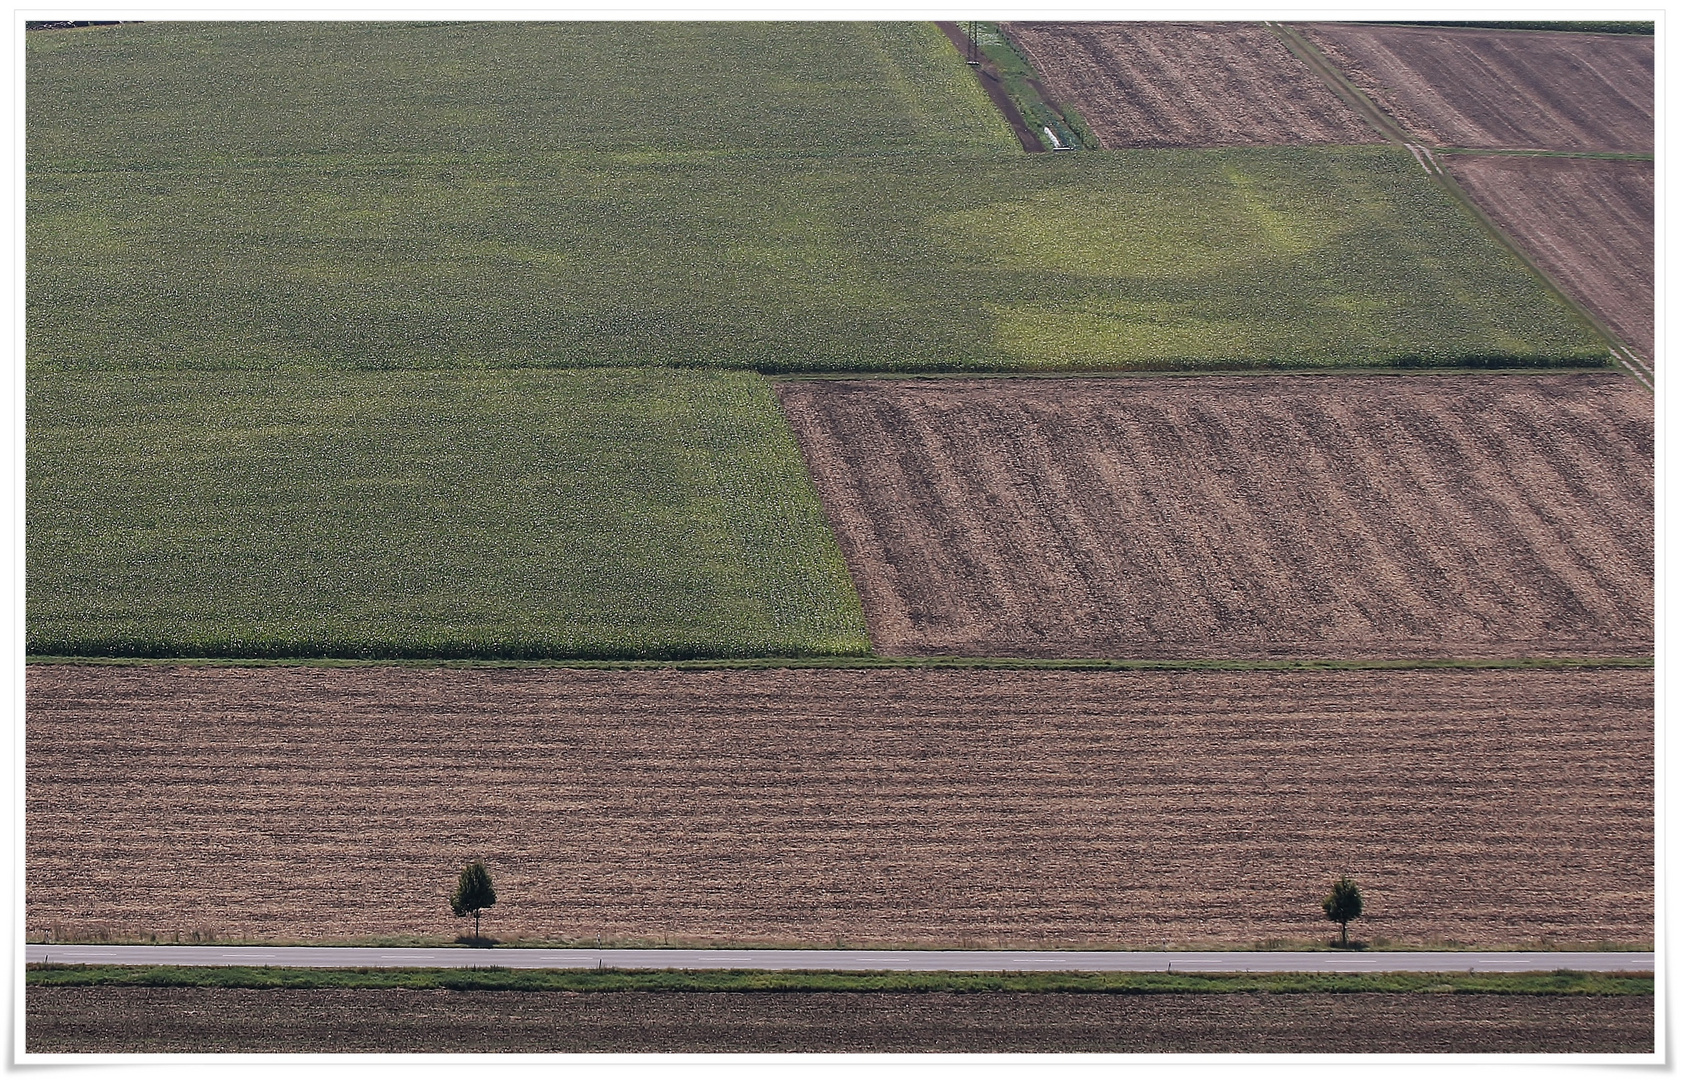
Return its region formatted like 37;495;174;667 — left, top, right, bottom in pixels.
1447;156;1653;363
1004;22;1381;148
27;664;1651;947
776;375;1652;660
26;987;1655;1053
1302;25;1653;152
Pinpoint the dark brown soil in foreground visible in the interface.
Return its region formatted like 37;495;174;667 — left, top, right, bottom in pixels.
1448;156;1653;362
26;987;1654;1053
1005;22;1381;148
776;375;1651;660
1303;24;1652;152
27;664;1651;946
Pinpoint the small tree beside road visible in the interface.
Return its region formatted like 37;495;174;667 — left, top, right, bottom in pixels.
1322;874;1363;946
451;861;497;943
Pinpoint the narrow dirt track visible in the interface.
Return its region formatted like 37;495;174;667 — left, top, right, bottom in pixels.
1301;25;1653;153
1447;155;1653;363
27;664;1652;948
777;375;1652;660
1004;22;1381;147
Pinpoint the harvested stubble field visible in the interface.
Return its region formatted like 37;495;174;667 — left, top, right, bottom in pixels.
1446;155;1653;362
27;369;867;659
25;987;1655;1054
777;374;1652;660
27;664;1652;947
1002;22;1382;148
1302;24;1653;153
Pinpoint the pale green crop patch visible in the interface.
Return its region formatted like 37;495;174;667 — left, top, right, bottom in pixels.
28;369;870;659
29;148;1608;374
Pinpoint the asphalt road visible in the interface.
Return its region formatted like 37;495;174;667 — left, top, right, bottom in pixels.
24;945;1654;973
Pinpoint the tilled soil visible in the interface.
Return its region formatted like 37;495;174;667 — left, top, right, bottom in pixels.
27;664;1651;946
25;987;1655;1054
1302;25;1653;153
776;375;1651;660
1447;156;1653;363
1003;22;1381;148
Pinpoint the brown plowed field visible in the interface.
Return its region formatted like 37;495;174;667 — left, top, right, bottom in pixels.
26;987;1655;1053
776;375;1652;660
1302;24;1653;152
1003;22;1381;148
27;664;1652;947
1447;156;1653;362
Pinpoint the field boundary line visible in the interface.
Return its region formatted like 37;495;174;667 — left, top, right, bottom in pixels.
24;654;1655;672
935;21;1044;152
1611;344;1654;380
1405;143;1440;175
763;366;1622;383
1434;147;1655;161
1265;23;1414;145
21;944;1659;974
1274;21;1649;388
1426;159;1654;390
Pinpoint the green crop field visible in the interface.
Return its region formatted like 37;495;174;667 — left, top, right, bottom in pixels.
29;23;1606;375
26;21;1017;163
30;147;1605;373
28;369;869;659
25;21;1614;659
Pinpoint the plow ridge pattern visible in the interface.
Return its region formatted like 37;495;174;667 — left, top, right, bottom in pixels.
1445;156;1653;363
1301;24;1653;153
1003;22;1383;148
776;375;1651;660
26;664;1652;947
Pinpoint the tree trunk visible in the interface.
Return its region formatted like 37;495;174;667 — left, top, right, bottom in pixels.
1340;921;1348;945
475;911;481;941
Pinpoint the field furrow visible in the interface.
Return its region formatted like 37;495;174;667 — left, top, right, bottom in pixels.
776;374;1651;660
26;987;1656;1054
1301;24;1652;153
27;664;1653;948
1004;22;1382;148
1445;155;1653;362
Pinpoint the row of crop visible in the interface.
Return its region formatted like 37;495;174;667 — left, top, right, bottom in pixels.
28;146;1608;375
27;369;871;660
26;21;1018;168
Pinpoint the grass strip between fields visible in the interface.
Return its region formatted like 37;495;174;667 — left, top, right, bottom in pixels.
24;655;1654;672
1378;21;1653;34
26;965;1652;996
969;22;1096;150
1431;147;1654;161
1271;22;1647;385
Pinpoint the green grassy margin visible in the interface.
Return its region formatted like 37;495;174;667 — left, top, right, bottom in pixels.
25;655;1654;673
770;365;1621;382
971;22;1095;150
1431;147;1654;161
1380;21;1653;35
26;965;1653;996
1270;21;1648;385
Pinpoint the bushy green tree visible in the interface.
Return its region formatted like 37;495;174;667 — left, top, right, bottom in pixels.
1322;874;1363;945
451;861;497;942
